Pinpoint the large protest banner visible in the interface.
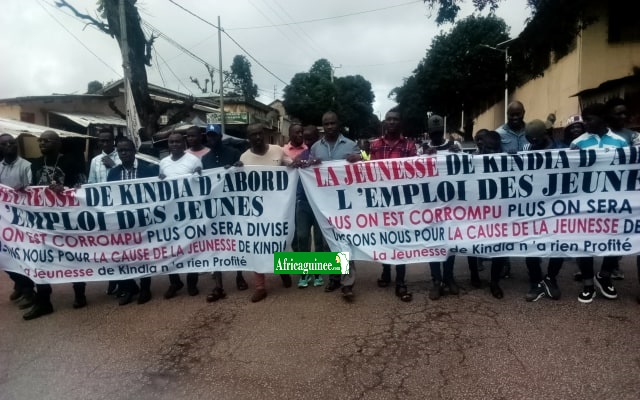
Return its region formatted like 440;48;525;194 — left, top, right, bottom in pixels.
299;148;640;265
0;166;296;283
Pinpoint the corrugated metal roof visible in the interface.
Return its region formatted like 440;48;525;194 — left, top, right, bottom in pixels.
49;111;126;127
0;117;86;138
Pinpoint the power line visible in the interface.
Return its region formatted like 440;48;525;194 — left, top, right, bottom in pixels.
37;0;121;76
153;50;193;94
270;0;330;55
167;0;288;86
227;0;422;30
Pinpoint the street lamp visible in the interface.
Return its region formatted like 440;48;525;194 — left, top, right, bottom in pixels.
480;38;516;124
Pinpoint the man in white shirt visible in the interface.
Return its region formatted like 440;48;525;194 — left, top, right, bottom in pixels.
88;129;119;184
239;123;292;302
160;132;203;299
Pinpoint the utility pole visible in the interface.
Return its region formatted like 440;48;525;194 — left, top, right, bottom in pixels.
217;15;226;135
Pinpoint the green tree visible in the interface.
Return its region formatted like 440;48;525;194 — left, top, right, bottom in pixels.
334;75;374;138
424;0;501;24
86;80;104;94
283;59;336;125
229;55;258;99
283;59;375;136
391;15;509;136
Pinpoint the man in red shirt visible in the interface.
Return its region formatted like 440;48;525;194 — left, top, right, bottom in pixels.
369;107;416;302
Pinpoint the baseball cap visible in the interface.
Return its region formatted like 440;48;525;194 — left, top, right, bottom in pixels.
206;123;222;135
427;115;443;133
565;115;583;127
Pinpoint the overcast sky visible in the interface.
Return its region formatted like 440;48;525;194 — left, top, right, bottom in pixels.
0;0;530;118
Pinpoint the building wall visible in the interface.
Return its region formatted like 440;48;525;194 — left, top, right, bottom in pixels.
0;97;114;127
474;2;640;133
475;45;581;132
579;2;640;92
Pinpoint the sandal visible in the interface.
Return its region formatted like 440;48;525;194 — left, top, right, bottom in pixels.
206;288;227;302
377;278;390;288
395;285;413;302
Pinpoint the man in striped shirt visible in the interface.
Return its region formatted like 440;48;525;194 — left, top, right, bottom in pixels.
570;103;627;303
369;108;415;302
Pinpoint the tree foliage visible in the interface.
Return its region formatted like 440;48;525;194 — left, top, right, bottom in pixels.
424;0;501;24
334;75;374;138
86;80;104;94
228;55;258;100
283;59;375;137
283;59;336;126
391;15;509;135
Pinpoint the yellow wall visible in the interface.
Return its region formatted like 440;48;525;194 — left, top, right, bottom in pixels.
579;2;640;91
474;2;640;132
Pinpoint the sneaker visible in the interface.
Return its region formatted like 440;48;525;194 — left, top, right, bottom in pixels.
610;268;624;280
525;282;546;302
313;277;324;287
542;276;561;300
298;275;309;288
578;285;596;303
594;273;618;299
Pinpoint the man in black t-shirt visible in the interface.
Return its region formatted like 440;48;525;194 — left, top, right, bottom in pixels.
23;130;87;320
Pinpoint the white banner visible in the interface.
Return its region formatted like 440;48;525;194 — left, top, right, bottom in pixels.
299;148;640;264
0;166;296;283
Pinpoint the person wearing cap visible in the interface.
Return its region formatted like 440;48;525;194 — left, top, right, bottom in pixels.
496;101;527;153
421;114;461;154
185;125;210;158
422;114;461;300
570;103;627;304
560;115;586;148
200;124;249;301
369;108;416;302
523;119;560;151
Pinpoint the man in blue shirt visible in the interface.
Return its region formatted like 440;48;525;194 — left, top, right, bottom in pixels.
497;101;527;153
309;111;360;301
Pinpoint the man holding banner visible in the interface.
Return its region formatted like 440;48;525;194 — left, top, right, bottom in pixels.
570;103;628;303
309;111;361;301
369;108;416;302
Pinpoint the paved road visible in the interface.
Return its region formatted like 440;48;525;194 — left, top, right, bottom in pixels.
1;257;639;400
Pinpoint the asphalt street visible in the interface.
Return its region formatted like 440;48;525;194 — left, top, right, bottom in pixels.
1;257;639;400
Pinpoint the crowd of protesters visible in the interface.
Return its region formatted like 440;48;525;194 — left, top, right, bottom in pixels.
1;97;639;320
